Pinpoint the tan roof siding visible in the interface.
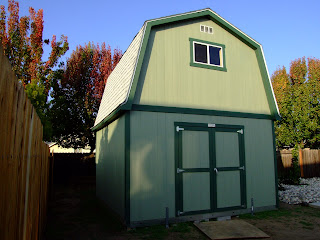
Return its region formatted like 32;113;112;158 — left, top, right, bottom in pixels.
94;25;145;127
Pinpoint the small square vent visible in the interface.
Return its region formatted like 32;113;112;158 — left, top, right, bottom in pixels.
200;24;213;34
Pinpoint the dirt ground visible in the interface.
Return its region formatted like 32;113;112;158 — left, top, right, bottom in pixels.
43;181;320;240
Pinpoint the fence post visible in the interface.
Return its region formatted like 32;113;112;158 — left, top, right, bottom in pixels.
299;149;304;178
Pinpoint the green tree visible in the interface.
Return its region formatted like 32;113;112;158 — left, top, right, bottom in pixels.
0;0;69;139
272;57;320;149
272;57;320;183
50;42;122;152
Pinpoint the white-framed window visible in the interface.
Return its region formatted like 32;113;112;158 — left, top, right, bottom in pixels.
189;38;226;71
194;41;222;66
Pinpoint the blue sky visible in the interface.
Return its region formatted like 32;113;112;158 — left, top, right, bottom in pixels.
1;0;319;75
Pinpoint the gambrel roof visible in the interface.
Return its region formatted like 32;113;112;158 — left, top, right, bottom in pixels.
94;26;145;126
93;8;280;131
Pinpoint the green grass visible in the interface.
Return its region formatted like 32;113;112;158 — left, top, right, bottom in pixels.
131;225;169;240
299;220;313;227
240;208;293;220
169;222;192;233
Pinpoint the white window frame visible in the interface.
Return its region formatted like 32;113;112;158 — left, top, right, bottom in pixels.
193;41;223;68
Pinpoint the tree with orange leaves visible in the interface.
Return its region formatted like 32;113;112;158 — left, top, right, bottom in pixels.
50;42;122;152
0;0;68;139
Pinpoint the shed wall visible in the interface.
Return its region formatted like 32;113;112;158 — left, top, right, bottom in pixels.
96;116;125;219
130;111;276;222
133;18;271;115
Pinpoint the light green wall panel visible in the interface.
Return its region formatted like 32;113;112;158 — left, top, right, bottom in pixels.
183;173;211;212
182;131;209;169
96;116;125;219
216;132;240;168
133;18;271;115
130;111;276;222
217;171;241;208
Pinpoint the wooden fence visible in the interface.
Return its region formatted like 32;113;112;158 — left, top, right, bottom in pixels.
277;149;320;178
0;46;50;240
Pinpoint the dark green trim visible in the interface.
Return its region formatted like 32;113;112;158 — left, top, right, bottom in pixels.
215;126;246;210
255;49;281;120
125;113;131;225
175;121;244;130
215;205;246;212
175;121;246;217
272;121;279;208
174;123;212;216
189;38;227;72
190;37;226;47
125;23;151;109
182;168;210;173
92;107;126;132
216;167;241;171
239;128;247;209
174;123;180;217
180;209;213;216
209;128;216;212
132;104;275;120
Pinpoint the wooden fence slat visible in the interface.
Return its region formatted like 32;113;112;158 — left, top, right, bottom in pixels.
0;46;50;240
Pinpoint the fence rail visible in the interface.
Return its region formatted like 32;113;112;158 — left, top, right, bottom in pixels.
0;46;50;240
277;149;320;178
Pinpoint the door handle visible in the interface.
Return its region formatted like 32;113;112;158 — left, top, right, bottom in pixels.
214;168;218;173
177;168;185;174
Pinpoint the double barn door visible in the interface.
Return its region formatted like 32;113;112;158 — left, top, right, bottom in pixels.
175;122;246;216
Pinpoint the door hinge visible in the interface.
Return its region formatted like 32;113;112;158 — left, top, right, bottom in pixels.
239;166;245;171
176;126;184;132
177;210;184;216
208;123;216;128
237;129;243;134
177;168;185;174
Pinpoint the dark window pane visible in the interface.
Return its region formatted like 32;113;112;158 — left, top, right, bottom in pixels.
209;46;221;66
194;43;207;63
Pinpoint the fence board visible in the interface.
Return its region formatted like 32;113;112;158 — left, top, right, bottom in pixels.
0;46;50;240
277;149;320;178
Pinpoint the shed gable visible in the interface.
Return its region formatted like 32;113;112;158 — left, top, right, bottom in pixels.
93;9;279;131
132;18;271;115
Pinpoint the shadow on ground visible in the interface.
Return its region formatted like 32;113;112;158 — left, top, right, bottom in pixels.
43;179;125;240
43;179;205;240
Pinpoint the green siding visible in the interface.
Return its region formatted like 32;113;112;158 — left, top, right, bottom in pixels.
182;131;210;169
133;18;271;115
217;171;241;208
130;111;276;222
216;132;240;168
96;116;125;219
183;173;211;211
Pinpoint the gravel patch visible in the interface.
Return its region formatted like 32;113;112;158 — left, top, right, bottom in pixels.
279;177;320;204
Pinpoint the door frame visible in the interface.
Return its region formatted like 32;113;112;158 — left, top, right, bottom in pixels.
174;122;246;217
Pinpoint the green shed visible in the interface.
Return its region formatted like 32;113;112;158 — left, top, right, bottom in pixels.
92;9;280;227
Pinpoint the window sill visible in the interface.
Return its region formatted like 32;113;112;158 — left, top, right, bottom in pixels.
190;62;227;72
